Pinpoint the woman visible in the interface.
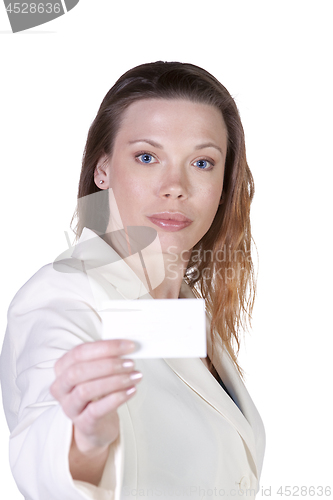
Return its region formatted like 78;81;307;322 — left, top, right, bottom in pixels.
0;61;265;499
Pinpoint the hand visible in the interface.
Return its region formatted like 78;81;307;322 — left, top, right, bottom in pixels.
50;339;141;454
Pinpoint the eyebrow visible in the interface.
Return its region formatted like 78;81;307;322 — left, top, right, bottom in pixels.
128;139;163;149
196;142;223;155
128;139;224;156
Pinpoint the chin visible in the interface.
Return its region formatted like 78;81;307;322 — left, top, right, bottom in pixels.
159;235;194;257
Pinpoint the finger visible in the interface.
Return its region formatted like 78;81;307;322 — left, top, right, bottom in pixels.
75;386;137;430
54;339;136;376
51;356;136;399
61;372;142;419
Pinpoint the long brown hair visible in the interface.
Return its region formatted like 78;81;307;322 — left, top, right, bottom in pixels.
73;61;256;375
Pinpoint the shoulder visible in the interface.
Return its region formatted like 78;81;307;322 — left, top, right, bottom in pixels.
5;260;101;354
8;260;93;317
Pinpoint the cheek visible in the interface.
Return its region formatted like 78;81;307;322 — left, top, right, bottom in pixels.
202;185;223;219
110;169;143;199
110;174;151;221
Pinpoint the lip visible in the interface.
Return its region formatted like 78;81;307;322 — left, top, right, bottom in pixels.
148;212;192;222
147;212;193;232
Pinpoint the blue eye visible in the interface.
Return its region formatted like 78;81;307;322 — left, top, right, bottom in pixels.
137;153;155;164
194;159;212;169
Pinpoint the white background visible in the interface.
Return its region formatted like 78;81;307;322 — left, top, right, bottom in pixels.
0;1;332;498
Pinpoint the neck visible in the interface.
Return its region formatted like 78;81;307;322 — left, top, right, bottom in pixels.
149;251;190;299
103;228;191;299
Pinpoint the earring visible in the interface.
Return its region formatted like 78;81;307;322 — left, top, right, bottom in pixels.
99;180;104;184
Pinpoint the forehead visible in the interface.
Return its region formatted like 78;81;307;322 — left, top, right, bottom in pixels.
116;98;228;146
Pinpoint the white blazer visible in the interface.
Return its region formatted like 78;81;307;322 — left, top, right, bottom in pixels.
0;228;265;500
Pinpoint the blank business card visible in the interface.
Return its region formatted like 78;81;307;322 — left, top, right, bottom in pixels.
100;299;206;358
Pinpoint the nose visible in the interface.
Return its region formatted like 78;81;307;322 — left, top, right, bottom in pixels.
158;164;189;200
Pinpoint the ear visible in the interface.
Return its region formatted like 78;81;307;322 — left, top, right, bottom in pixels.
219;191;225;205
94;154;110;189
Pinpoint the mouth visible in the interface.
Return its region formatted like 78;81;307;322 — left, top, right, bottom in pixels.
146;212;193;232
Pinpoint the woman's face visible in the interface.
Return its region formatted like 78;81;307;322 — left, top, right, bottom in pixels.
96;98;227;256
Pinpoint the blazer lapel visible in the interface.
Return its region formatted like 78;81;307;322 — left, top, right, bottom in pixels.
164;362;259;475
211;334;265;478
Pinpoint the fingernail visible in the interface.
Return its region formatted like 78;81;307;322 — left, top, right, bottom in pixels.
126;387;136;396
122;360;134;369
121;340;136;351
130;372;143;381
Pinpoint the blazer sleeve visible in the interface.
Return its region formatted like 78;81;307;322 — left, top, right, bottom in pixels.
0;264;122;500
